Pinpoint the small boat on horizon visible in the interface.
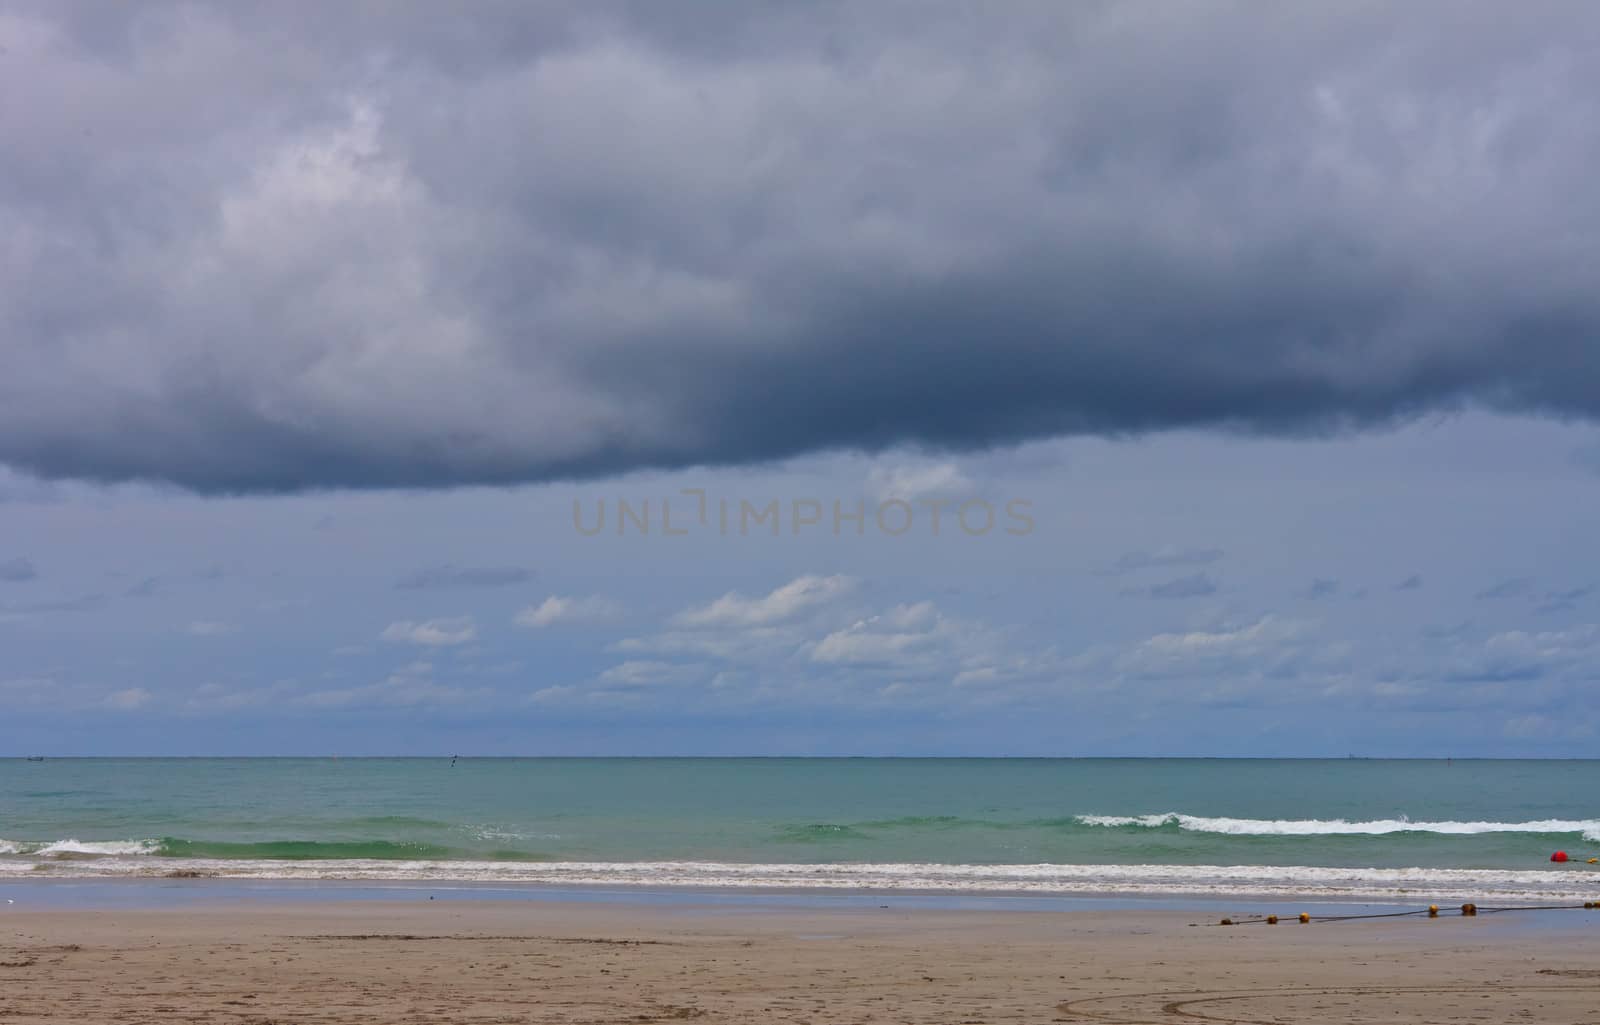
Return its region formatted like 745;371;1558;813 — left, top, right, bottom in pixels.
24;756;45;761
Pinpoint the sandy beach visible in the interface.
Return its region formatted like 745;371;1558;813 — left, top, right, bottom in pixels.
4;897;1599;1023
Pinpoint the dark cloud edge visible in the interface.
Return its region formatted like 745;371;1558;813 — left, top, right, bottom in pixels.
0;399;1506;498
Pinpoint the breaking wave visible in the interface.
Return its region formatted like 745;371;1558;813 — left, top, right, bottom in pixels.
1074;814;1600;841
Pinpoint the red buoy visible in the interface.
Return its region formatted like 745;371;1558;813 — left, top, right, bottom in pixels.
1551;850;1569;862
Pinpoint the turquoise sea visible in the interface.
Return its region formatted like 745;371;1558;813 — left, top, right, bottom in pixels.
4;758;1598;901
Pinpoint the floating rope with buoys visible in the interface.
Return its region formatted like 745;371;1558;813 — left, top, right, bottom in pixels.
1204;854;1600;926
1211;900;1600;926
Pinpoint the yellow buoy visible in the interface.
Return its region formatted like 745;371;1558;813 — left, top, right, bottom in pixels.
1428;904;1439;917
1266;914;1278;925
1298;912;1310;924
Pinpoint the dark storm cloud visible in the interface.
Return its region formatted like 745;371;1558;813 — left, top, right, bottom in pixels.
395;565;537;590
5;2;1600;492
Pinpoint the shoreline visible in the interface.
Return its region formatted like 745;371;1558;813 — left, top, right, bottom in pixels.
6;876;1599;929
6;856;1598;905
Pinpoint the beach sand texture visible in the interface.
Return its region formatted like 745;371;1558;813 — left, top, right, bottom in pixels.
3;901;1599;1023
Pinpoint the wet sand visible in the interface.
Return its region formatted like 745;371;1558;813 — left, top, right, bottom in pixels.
3;899;1599;1023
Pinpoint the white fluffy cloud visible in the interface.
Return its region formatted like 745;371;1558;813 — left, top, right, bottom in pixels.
103;687;152;710
596;660;700;687
673;574;855;629
380;617;477;646
1445;624;1600;683
515;595;622;629
1114;616;1312;680
597;575;1045;712
297;660;489;709
864;462;974;504
811;602;946;665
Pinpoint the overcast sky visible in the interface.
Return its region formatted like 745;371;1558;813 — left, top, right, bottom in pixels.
4;2;1600;755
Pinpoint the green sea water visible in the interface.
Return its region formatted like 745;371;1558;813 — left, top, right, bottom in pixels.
4;758;1598;899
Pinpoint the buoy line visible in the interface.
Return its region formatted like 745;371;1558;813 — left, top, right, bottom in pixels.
1211;900;1600;926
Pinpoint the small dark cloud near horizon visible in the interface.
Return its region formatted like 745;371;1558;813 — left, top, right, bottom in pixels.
1443;663;1548;685
125;576;160;598
1536;585;1594;615
3;5;1600;493
1111;548;1225;573
1131;572;1219;599
1570;446;1600;474
3;593;106;615
1475;578;1535;600
1395;575;1423;591
0;557;37;582
1302;578;1340;599
396;565;538;591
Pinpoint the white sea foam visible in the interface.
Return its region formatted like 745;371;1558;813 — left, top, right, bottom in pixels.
1;855;1597;902
472;828;561;843
1075;814;1600;841
31;838;161;857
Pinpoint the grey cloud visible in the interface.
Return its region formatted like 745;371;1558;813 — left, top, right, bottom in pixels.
0;558;37;582
1136;572;1219;599
1441;625;1600;684
5;4;1600;492
396;565;537;591
1395;575;1423;591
